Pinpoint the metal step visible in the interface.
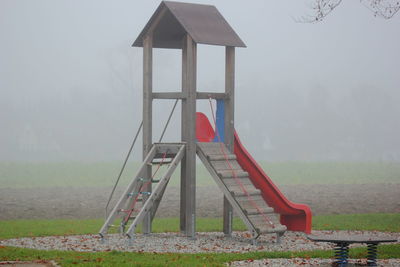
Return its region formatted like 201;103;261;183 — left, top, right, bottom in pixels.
217;170;249;178
196;141;287;242
211;160;242;171
229;188;261;197
99;143;185;238
223;177;254;187
197;142;230;155
207;154;236;161
236;196;271;210
243;206;274;216
226;185;259;197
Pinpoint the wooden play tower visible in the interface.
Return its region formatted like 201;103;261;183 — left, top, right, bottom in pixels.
100;1;311;244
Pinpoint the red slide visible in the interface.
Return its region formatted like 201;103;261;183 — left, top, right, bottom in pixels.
196;112;312;233
234;132;312;233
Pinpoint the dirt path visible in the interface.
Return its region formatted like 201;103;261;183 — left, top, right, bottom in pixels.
0;184;399;220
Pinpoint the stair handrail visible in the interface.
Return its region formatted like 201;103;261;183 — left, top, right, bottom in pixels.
105;121;143;219
105;99;179;219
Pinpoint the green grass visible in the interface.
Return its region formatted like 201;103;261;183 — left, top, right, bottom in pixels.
312;213;400;232
1;213;399;240
0;214;399;266
1;243;399;266
1;161;399;189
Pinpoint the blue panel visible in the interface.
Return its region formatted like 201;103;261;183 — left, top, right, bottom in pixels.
213;100;225;142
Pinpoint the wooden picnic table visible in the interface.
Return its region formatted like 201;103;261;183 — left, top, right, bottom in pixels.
307;234;398;266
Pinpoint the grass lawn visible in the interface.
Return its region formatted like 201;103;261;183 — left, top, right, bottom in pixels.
312;213;400;232
0;214;399;240
1;161;399;188
1;245;399;267
0;214;399;266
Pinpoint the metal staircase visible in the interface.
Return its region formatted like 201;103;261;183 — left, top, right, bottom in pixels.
99;143;185;239
197;142;287;244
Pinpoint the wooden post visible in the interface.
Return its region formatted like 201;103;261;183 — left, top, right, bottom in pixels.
223;46;235;236
180;34;197;238
142;35;153;234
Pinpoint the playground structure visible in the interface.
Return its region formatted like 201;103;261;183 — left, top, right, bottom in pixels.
100;1;311;244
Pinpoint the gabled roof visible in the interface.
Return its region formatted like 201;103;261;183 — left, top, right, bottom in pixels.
132;1;246;49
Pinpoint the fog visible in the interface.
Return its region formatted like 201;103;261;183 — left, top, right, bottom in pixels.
1;0;399;162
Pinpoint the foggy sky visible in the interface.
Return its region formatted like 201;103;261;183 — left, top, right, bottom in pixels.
1;0;399;162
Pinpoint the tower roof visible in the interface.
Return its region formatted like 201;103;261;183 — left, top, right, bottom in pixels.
132;1;246;49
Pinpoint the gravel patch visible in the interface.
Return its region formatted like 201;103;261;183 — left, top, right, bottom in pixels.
1;184;400;220
0;261;59;267
1;231;398;254
229;258;400;266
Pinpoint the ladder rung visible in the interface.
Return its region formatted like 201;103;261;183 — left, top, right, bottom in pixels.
119;208;141;213
154;153;176;159
151;159;173;164
100;143;185;237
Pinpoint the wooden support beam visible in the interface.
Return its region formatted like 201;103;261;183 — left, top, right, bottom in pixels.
180;34;197;238
196;92;227;99
142;35;153;234
223;46;235;236
180;36;187;234
152;92;227;100
152;92;186;99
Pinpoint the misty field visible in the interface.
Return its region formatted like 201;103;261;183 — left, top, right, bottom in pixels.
1;162;399;265
1;161;399;189
1;161;399;220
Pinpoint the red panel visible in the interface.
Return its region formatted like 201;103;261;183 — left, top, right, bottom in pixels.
196;112;215;142
195;112;312;233
234;132;312;233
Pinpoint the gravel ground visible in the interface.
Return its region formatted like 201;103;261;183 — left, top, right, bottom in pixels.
229;258;400;266
1;230;398;254
1;184;399;220
0;261;59;267
1;231;398;266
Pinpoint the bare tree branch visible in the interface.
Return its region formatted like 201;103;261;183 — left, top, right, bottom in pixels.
361;0;400;19
301;0;399;22
299;0;342;22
